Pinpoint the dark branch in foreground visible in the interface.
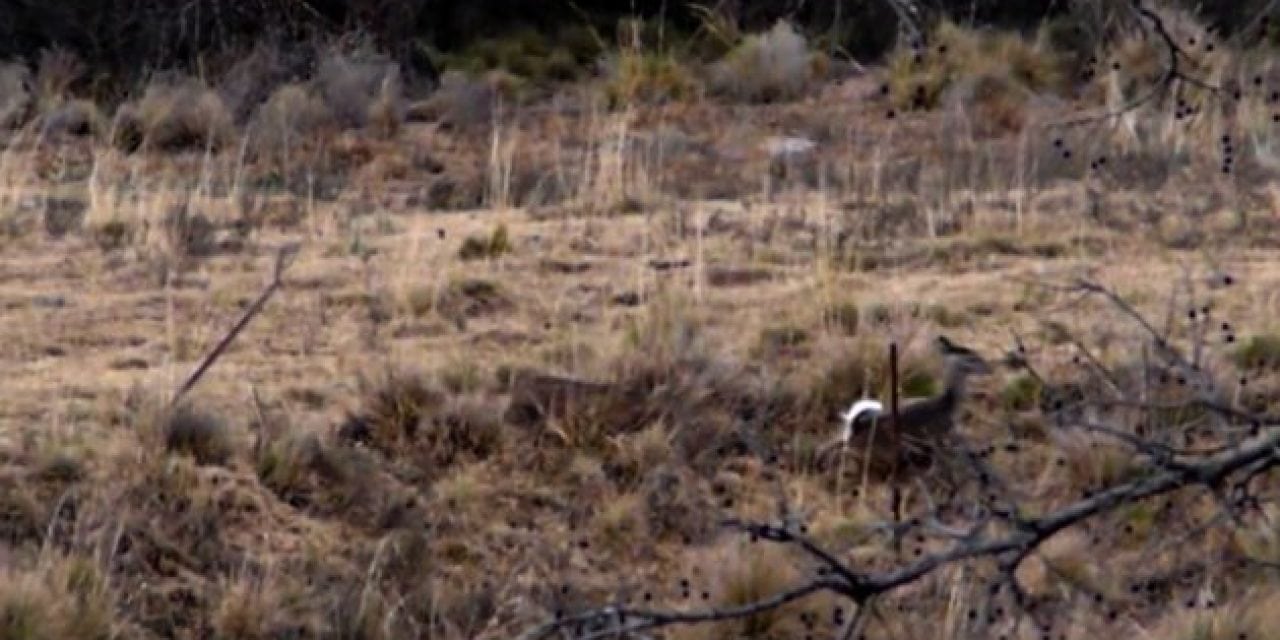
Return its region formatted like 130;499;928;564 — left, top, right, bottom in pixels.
522;425;1280;639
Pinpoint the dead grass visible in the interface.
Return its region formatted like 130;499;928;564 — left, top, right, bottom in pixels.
707;20;821;103
886;19;1065;119
2;18;1280;640
115;77;236;152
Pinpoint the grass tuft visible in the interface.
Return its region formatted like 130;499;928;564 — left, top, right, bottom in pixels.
458;223;512;261
1232;334;1280;370
163;402;235;466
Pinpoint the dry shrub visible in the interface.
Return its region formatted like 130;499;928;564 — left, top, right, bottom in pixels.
888;20;1063;125
163;402;235;467
592;492;650;552
601;50;698;107
708;20;819;103
0;555;115;640
339;368;445;451
116;77;236;151
423;395;506;467
248;83;336;162
314;49;402;130
0;61;31;128
947;71;1033;135
256;428;355;508
641;464;717;543
607;422;676;486
1092;6;1219;108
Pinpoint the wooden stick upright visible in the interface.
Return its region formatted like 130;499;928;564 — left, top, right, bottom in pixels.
889;342;903;549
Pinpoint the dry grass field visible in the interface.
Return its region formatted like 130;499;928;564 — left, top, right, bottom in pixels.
5;8;1280;640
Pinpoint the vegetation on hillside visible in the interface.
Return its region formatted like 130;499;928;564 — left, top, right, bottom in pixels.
4;1;1280;639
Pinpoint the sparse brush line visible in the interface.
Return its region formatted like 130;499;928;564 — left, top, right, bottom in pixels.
169;243;299;406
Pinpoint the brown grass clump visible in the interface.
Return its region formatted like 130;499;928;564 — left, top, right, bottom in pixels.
339;368;445;450
458;223;512;261
212;574;287;640
435;278;513;324
114;77;236;152
641;464;718;544
602;49;699;107
887;20;1063;127
162;402;236;466
591;491;651;553
314;49;402;130
248;83;336;164
0;555;114;640
338;369;503;480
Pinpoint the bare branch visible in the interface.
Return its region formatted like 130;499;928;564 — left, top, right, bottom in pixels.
516;578;843;640
170;243;300;406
